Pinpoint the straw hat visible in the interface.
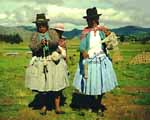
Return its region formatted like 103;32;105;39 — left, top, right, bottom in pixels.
53;23;64;31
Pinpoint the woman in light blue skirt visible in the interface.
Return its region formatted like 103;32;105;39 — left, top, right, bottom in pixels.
74;56;117;95
73;7;118;114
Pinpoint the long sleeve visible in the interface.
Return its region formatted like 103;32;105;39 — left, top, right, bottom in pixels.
99;31;106;40
29;32;42;51
80;33;90;52
48;29;59;53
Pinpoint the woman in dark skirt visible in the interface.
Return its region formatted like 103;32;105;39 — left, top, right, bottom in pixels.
25;14;69;115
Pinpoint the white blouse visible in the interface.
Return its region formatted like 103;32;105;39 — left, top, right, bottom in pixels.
88;31;105;58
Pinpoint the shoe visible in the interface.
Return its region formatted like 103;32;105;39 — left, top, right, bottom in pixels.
78;112;85;116
40;107;47;116
55;111;65;114
40;111;47;116
100;104;107;112
97;110;104;117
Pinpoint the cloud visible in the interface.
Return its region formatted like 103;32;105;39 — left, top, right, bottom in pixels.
50;22;84;31
0;13;7;19
35;0;64;5
0;0;150;28
96;0;150;27
96;8;132;28
1;0;64;5
46;6;85;25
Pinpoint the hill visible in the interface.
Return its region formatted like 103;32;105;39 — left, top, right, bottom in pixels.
63;26;150;38
111;26;150;35
0;25;150;40
0;25;33;42
63;28;82;39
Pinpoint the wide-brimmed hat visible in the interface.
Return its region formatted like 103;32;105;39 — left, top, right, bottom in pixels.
53;23;64;31
83;7;102;19
32;13;49;23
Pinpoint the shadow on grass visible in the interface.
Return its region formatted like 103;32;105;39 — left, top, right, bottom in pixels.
28;91;66;110
70;93;106;112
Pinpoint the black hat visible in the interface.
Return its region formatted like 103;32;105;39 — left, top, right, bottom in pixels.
32;13;49;23
83;7;102;19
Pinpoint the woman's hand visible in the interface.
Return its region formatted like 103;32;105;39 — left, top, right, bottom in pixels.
82;51;89;59
99;26;111;36
104;30;111;36
41;39;48;46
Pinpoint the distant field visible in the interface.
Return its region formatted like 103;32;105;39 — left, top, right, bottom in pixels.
0;40;150;120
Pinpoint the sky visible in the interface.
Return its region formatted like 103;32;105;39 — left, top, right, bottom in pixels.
0;0;149;30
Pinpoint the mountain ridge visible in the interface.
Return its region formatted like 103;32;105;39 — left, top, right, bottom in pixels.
0;25;150;40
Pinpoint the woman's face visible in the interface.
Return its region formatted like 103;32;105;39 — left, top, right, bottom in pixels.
38;24;48;33
58;39;66;48
86;17;99;28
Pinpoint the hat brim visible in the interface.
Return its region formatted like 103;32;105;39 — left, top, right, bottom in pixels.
32;19;50;23
54;28;64;31
83;14;102;19
62;35;67;39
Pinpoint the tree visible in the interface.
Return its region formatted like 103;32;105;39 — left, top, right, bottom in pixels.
119;35;125;42
13;33;23;44
0;33;23;44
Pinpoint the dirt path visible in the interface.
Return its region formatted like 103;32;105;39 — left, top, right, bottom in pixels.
0;87;149;120
103;87;150;120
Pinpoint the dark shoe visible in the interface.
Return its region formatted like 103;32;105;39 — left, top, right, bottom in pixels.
97;111;104;117
40;110;47;116
100;104;107;112
55;111;65;114
40;107;47;116
78;112;85;116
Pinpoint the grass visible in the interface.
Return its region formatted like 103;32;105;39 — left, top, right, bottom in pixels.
134;93;150;105
0;40;150;120
115;64;150;87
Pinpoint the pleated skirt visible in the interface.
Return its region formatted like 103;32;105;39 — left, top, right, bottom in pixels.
25;58;69;92
73;55;118;95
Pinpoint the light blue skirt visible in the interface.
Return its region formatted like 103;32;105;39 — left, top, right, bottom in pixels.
73;55;118;95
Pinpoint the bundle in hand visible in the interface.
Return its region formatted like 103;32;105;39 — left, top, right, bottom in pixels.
51;51;61;62
102;32;118;50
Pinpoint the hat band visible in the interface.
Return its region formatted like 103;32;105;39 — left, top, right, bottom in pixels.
37;18;47;21
83;14;102;19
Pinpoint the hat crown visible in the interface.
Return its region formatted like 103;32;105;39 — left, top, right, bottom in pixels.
83;7;102;19
32;13;49;23
36;13;46;21
86;7;98;16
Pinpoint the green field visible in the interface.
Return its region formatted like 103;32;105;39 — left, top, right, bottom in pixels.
0;40;150;120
